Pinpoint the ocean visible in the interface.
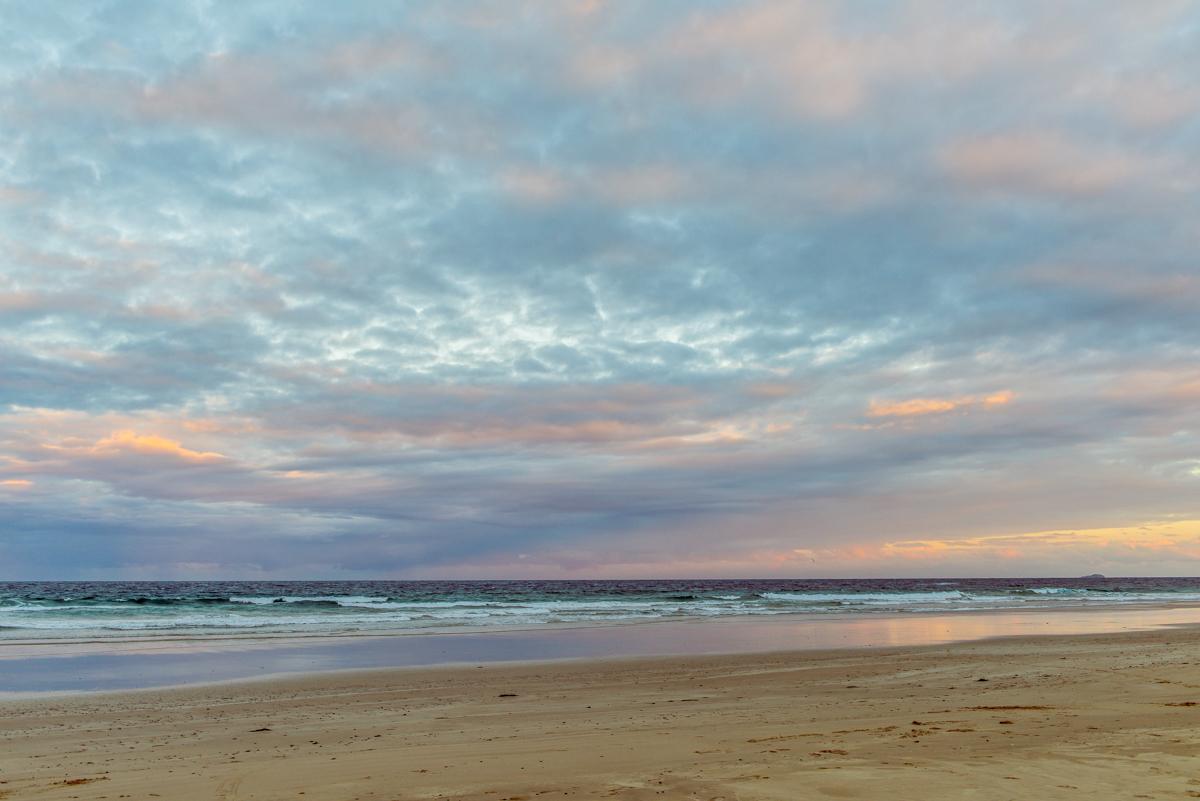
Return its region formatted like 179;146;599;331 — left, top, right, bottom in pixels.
4;577;1200;642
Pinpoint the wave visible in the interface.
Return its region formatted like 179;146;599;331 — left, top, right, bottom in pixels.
128;596;231;605
1026;587;1089;595
5;579;1200;641
760;590;970;604
230;596;389;606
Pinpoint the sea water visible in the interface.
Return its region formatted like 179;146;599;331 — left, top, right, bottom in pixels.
3;577;1200;642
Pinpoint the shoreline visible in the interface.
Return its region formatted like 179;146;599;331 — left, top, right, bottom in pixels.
4;625;1200;799
7;596;1200;647
9;613;1200;704
2;602;1199;696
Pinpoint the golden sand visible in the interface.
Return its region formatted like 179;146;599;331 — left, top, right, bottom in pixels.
3;627;1200;799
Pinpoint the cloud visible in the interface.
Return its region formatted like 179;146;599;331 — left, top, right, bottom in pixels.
939;132;1144;197
1098;75;1199;130
1020;264;1200;314
1;1;1199;577
868;391;1015;419
881;519;1200;565
0;186;43;206
87;430;225;462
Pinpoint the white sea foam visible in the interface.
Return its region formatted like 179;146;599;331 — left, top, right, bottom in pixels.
229;595;391;606
5;582;1200;641
1028;587;1087;595
759;591;970;604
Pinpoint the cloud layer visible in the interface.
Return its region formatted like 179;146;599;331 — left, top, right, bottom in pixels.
2;1;1199;578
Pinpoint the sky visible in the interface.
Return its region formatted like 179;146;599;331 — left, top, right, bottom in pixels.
2;1;1199;579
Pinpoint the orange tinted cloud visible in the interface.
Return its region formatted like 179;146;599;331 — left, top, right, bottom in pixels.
0;479;33;488
868;390;1014;418
882;520;1200;560
90;430;225;462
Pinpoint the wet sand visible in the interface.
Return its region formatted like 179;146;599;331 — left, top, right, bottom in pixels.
5;604;1200;694
4;625;1200;799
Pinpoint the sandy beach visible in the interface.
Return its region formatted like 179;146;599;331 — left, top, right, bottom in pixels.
3;625;1200;800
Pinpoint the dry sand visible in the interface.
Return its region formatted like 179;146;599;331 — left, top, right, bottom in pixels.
3;626;1200;800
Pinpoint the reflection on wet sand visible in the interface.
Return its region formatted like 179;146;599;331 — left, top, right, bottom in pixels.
2;604;1198;694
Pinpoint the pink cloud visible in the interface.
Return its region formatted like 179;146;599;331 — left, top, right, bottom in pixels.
1022;263;1200;310
1095;75;1199;129
939;131;1144;197
669;2;868;120
134;54;432;157
496;164;691;206
499;167;571;204
39;42;459;160
591;165;690;205
560;1;1015;124
0;186;42;206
